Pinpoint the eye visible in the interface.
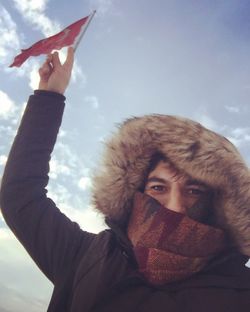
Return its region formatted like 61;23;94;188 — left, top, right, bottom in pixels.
186;187;206;196
148;185;166;192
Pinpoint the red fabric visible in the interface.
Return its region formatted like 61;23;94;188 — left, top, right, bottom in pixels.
9;15;90;67
127;192;229;285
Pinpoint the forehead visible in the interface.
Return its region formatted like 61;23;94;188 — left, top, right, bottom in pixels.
147;161;189;183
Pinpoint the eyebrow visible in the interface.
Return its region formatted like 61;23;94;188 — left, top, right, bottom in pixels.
146;176;209;189
146;177;168;184
185;179;208;188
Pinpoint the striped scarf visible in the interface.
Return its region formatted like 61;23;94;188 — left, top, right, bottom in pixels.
127;192;228;285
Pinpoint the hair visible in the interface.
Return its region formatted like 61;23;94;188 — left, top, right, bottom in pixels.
146;152;168;174
139;152;167;192
139;151;182;192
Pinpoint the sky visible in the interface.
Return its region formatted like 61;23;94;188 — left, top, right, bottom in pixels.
1;0;250;311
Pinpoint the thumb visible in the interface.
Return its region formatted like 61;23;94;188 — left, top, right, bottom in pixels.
64;47;74;70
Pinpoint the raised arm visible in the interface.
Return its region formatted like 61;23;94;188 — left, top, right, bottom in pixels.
0;48;95;283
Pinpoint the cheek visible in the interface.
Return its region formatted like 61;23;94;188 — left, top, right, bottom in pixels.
144;189;158;197
186;196;212;223
144;190;165;205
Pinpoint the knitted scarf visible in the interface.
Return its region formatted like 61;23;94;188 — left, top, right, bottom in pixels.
127;192;229;285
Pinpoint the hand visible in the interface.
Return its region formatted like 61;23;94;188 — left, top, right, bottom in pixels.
38;47;74;95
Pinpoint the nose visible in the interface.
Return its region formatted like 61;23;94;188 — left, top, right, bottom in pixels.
164;186;185;213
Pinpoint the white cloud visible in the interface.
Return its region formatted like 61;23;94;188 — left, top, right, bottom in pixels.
10;0;59;79
0;155;7;166
49;140;92;186
60;203;107;233
0;6;20;66
225;105;240;113
47;183;106;234
52;137;95;181
49;158;71;179
193;111;218;131
71;62;87;86
232;128;250;138
0;227;15;240
246;259;250;268
13;0;48;12
0;282;48;312
78;176;92;190
58;129;67;138
12;0;60;36
0;210;3;223
227;127;250;148
0;90;17;119
10;101;27;126
0;229;52;312
84;95;99;109
54;141;79;170
0;125;16;138
29;63;40;90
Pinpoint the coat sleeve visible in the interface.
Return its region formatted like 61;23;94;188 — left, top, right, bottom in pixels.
0;90;96;283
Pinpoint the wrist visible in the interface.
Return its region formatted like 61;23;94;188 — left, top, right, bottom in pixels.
38;80;66;95
34;90;66;101
38;86;65;95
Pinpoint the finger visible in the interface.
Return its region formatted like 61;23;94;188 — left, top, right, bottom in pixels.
46;53;53;62
39;63;50;77
51;51;61;68
39;58;53;79
64;47;74;70
40;54;52;70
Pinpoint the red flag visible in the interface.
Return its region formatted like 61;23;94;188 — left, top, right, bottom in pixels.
9;13;95;67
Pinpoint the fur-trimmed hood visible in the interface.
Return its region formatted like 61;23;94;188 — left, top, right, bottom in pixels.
92;114;250;256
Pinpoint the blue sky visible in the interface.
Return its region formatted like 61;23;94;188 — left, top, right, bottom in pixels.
1;0;250;311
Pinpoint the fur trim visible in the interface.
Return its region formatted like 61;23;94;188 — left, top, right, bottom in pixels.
92;114;250;256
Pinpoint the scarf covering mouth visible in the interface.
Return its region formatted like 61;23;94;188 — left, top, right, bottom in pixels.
127;192;229;285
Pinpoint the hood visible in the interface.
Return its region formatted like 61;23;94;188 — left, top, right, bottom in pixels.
92;114;250;256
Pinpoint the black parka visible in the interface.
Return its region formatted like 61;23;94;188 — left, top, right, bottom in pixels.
1;91;250;311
